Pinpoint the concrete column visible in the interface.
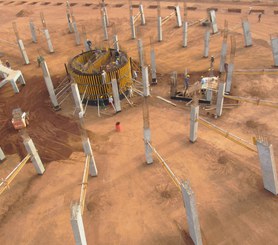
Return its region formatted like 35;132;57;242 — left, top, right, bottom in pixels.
242;20;252;47
113;34;119;51
139;4;146;25
157;16;162;42
150;48;157;84
256;141;278;195
137;39;144;68
130;16;136;39
67;16;73;33
17;40;30;65
216;82;225;117
203;29;210;58
44;29;54;53
270;37;278;67
182;21;188;48
0;147;6;161
82;138;98;177
206;89;213;102
73;21;81;46
181;180;203;245
102;14;108;41
219;41;227;73
23;138;45;174
10;79;19;93
71;83;84;118
144;128;153;164
111;79;121;113
189;105;199;143
209;10;218;34
142;66;150;96
41;59;60;109
29;20;37;43
103;7;109;26
225;63;234;94
71;203;87;245
175;5;182;27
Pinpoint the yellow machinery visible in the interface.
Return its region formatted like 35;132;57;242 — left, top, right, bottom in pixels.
68;49;133;104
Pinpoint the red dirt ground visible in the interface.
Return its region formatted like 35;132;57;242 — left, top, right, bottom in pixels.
0;0;278;244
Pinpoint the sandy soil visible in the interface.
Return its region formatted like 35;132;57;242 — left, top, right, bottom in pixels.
0;0;278;244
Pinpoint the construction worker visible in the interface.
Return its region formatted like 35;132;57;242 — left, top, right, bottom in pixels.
99;96;105;110
5;60;11;68
101;70;106;85
184;74;190;90
258;13;262;22
128;86;133;98
108;95;114;106
86;39;92;50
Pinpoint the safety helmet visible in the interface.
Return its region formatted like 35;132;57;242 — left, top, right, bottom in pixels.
201;76;204;78
187;74;190;77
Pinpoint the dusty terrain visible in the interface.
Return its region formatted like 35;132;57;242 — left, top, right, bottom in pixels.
0;0;278;244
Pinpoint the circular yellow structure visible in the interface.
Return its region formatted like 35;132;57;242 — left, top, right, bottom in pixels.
68;48;132;103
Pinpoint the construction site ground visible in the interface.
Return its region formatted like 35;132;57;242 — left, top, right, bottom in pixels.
0;0;278;244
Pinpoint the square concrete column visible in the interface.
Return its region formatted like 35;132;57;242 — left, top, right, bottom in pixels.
111;79;121;113
142;66;150;96
102;13;108;41
29;20;37;43
113;34;119;51
130;15;136;39
270;36;278;67
82;138;98;177
256;141;278;195
71;83;84;118
157;16;162;42
150;49;157;84
183;21;188;48
73;21;81;46
139;4;146;25
144;128;153;164
225;63;234;94
175;5;182;27
17;40;30;65
216;82;225;117
103;7;109;27
0;147;6;162
137;39;144;68
209;10;218;34
181;180;203;245
203;29;210;58
242;20;252;47
23;138;45;174
190;105;199;143
219;41;227;73
44;29;54;53
71;203;87;245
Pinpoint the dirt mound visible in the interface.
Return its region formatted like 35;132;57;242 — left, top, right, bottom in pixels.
16;9;33;17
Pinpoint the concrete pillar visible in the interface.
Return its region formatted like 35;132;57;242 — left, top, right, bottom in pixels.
189;105;199;143
203;29;210;58
150;48;157;84
209;10;218;34
139;4;146;25
181;180;203;245
242;20;252;47
270;36;278;67
102;13;108;41
23;138;45;175
17;40;29;65
29;20;37;43
206;89;213;102
44;29;54;53
82;138;98;177
182;21;188;48
219;41;227;73
216;82;225;117
41;59;60;109
10;79;20;93
0;147;6;161
144;128;153;164
256;141;278;195
137;39;144;68
71;203;87;245
73;21;81;46
225;63;234;94
130;16;136;39
175;5;182;27
113;34;119;51
142;66;150;96
157;16;162;42
111;79;121;112
71;83;84;118
103;7;109;27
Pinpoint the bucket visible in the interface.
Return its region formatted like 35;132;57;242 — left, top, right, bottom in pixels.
115;122;121;132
